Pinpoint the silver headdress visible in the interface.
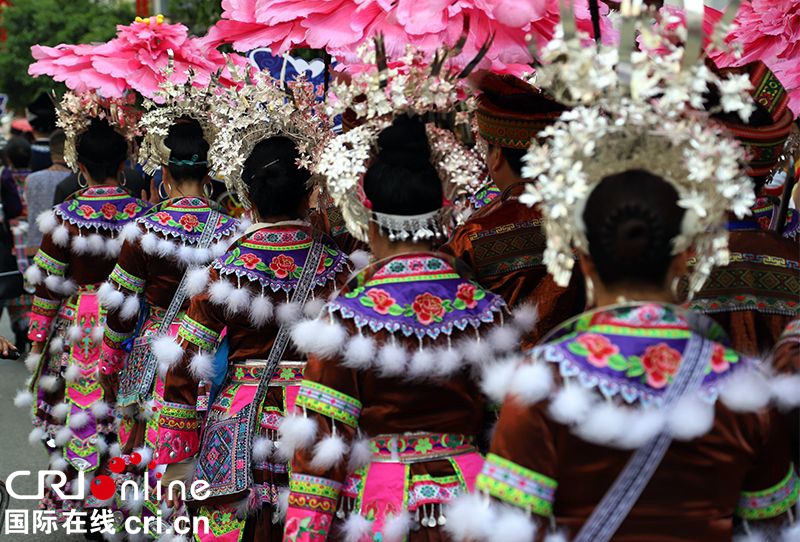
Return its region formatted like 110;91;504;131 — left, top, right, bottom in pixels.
56;91;141;172
316;32;489;243
519;0;754;298
208;67;332;209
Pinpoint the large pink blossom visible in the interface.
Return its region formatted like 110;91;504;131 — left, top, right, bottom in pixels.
29;17;244;99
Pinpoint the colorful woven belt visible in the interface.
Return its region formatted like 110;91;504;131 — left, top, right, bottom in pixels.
230;360;305;385
369;432;476;463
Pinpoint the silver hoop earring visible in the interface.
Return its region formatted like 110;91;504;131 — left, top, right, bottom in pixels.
671;276;686;304
158;182;168;200
77;172;88;188
203;182;213;199
119;171;128;187
584;276;595;309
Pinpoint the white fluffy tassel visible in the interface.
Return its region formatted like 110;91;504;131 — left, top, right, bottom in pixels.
91;326;105;345
91;401;110;419
209;279;234;306
252;436;273;463
188;352;215;380
67;325;82;342
157;238;175;258
277;414;318;460
225;286;251;316
445;494;496;541
303;298;327;319
667;394;715;440
276;302;302;325
291;319;347;358
69;411;89;429
575;402;629;445
770;374;800;410
98;282;124;310
615;409;665;449
488;325;520;354
249;295;274;328
52;402;71;421
408;349;436;379
342;514;373;542
342;334;376;370
87;234;106;255
120;295;141;321
24;352;41;373
310;434;348;470
64;363;81;382
71;235;89;255
50;452;69;471
105;238;122;258
376;342;408;377
140;232;158;255
508;363;553;405
44;274;64;293
54;425;73;446
349;250;371;269
434;348;463;377
28;426;46;446
39;374;60;392
461;336;494;366
719;369;771;412
36;210;58;234
153;336;184;377
52;224;70;247
383;512;411;542
492;505;537;542
133;446;153;467
14;390;33;408
60;279;78;296
348;437;373;471
548;385;595;425
184;267;210;297
49;337;64;354
512;303;539;332
25;264;43;285
480;357;521;404
119;221;142;243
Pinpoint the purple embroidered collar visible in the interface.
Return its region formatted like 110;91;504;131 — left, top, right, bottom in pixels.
54;185;150;231
140;197;239;244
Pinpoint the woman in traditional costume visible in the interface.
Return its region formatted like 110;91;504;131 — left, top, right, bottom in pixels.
97;81;240;528
16;92;150;519
450;15;799;542
151;72;350;542
280;48;531;542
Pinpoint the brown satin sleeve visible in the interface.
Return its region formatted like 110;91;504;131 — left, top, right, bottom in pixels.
33;228;71;302
105;233;149;337
440;222;477;271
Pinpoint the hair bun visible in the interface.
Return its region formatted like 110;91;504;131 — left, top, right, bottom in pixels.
375;115;432;170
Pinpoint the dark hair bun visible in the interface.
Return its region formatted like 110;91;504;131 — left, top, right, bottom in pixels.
76;118;127;182
242;136;310;218
364;115;442;216
164;118;210;182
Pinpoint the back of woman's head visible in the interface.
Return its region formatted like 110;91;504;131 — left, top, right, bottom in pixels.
5;137;31;169
165;118;210;183
242;136;310;218
363;115;443;215
583;170;685;288
77;118;127;183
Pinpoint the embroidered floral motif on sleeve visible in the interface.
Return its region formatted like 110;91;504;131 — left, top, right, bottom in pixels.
155;401;201;463
296;381;362;428
109;264;146;294
34;250;67;276
178;315;222;351
736;466;799;520
289;474;342;513
476;453;557;517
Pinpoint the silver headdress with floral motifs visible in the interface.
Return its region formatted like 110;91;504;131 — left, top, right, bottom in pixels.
56;91;142;172
138;65;219;176
519;0;755;298
208;67;332;209
316;34;488;243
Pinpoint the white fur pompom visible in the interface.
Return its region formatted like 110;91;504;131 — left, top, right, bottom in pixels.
120;294;141;321
191;247;211;265
71;235;89;255
667;394;715;440
512;303;539;332
64;363;81;382
508;363;553;405
615;409;666;449
188;352;215;381
480;357;521;404
225;286;251;317
50;452;69;471
383;512;411;542
719;369;771;412
91;401;111;419
140;232;158;255
249;295;274;328
49;337;64;354
69;411;89;429
98;282;124;310
28;426;46;446
445;494;496;541
291;319;347;358
157;238;175;258
310;434;349;470
348;437;373;471
119;221;142;243
548;385;595;425
303;298;326;319
209;279;235;307
67;325;82;343
24;352;41;373
109;442;122;459
39;374;60;392
349;250;371;269
408;349;436;379
252;436;273;463
461;336;494;366
13;390;33;408
342;513;373;542
36;210;58;234
488;325;521;354
277;487;290;521
60;278;78;296
54;425;73;446
276;302;303;326
153;336;184;377
575;402;629;445
105;238;122;258
52;402;71;421
435;347;463;377
91;326;105;345
544;530;569;542
780;522;800;542
44;274;64;293
134;446;153;467
87;234;106;256
277;414;318;460
493;505;537;542
25;264;43;285
52;224;70;247
376;342;408;378
211;241;229;259
342;334;376;370
770;374;800;410
184;267;210;297
176;244;195;265
734;531;767;542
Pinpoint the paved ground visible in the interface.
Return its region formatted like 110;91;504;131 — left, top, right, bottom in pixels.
0;313;81;541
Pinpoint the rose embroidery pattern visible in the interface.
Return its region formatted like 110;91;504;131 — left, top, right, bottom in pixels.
707;343;739;374
178;213;200;231
364;289;396;315
351;282;487;324
269;254;298;279
238;252;262;270
100;203;118;219
571;333;620;368
66;199;143;222
641;343;682;388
